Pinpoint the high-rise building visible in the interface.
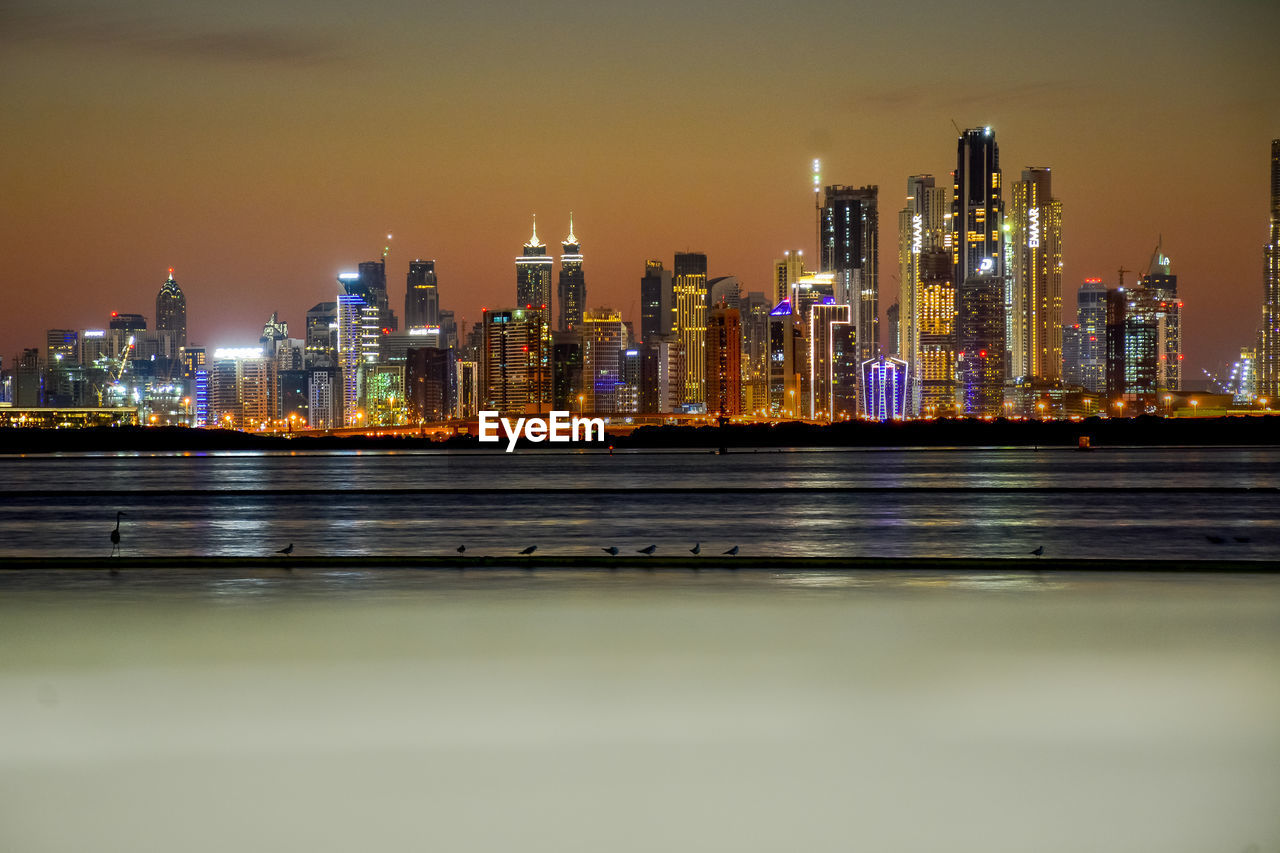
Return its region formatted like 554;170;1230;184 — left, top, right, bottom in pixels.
639;336;681;414
1073;279;1108;392
356;258;396;333
516;217;553;326
405;346;454;422
809;302;852;421
1105;285;1160;411
640;260;674;341
896;172;957;412
155;270;187;355
957;274;1006;416
1008;167;1063;381
772;251;807;305
481;307;549;414
1141;246;1182;392
305;302;337;369
768;301;803;417
951;127;1005;289
1261;138;1280;398
821;185;878;363
740;291;772;415
405;260;439;330
580;309;625;413
552;330;584;411
916;248;957;415
705;305;741;417
673;252;708;407
209;348;276;430
557;215;585;332
862;355;910;421
707;276;741;311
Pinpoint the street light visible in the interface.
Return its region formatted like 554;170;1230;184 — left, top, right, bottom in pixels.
1190;398;1199;414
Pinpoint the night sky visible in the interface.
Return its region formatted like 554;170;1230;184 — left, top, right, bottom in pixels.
3;0;1278;380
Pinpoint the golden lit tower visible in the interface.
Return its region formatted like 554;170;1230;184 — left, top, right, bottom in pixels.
673;252;708;407
558;213;585;332
897;175;951;415
1009;167;1063;381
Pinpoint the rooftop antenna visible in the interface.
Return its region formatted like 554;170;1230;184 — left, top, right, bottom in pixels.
382;233;392;263
950;118;963;136
813;158;822;263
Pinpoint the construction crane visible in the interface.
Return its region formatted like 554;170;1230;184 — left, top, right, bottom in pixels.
1118;267;1132;289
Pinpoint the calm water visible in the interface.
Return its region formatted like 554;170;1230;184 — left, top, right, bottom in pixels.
0;446;1276;559
2;448;1278;851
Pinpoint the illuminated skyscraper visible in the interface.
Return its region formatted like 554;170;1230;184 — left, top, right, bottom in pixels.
1140;245;1181;392
673;252;708;407
862;356;910;421
957;274;1006;416
481;308;549;414
1260;138;1280;398
404;260;439;329
1073;279;1108;392
951;127;1005;288
1008;167;1063;381
557;215;585;332
916;248;957;415
580;308;625;413
516;217;553;326
821;185;878;363
809;301;852;421
705;305;741;417
640;260;673;341
155;270;186;355
357;259;396;333
772;251;807;305
768;300;803;417
898;174;952;414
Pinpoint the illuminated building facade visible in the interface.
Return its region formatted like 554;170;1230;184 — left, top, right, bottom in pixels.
705;305;741;417
516;217;553;326
768;300;803;416
916;248;956;415
821;185;878;364
898;174;952;412
336;281;380;427
581;309;625;413
552;331;584;411
952;127;1005;289
155;271;187;355
809;301;852;421
1008;167;1063;381
1106;286;1160;410
481;308;549;414
639;337;681;414
405;260;439;329
1262;139;1280;398
772;251;807;305
1073;279;1108;392
862;355;909;421
957;274;1006;416
209;348;276;430
557;215;585;332
740;291;772;414
673;252;708;407
1141;248;1181;392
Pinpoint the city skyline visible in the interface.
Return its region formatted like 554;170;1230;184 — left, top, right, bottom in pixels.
3;0;1278;380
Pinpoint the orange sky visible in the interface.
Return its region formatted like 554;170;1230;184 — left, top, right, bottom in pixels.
3;0;1278;381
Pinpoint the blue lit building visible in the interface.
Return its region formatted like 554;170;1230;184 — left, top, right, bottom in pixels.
862;355;909;421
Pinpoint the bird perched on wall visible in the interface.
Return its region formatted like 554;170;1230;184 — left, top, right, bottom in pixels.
602;546;619;556
722;545;739;556
520;545;538;555
637;545;657;555
277;543;293;556
456;544;466;554
690;543;701;556
1029;546;1044;557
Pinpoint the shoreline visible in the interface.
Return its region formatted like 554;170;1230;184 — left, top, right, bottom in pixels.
2;555;1276;572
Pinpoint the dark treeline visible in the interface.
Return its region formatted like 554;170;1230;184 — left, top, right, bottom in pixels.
1;416;1277;454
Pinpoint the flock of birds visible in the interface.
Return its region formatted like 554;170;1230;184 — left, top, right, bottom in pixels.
105;512;1257;561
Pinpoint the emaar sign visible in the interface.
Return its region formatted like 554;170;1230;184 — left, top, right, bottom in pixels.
478;411;606;452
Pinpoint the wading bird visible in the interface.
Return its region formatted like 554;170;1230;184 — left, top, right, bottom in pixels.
109;512;126;557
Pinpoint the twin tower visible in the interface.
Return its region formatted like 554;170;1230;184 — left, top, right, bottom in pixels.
515;214;584;333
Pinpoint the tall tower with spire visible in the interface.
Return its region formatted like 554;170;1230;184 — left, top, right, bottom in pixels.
558;213;585;332
516;215;553;328
156;269;187;358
